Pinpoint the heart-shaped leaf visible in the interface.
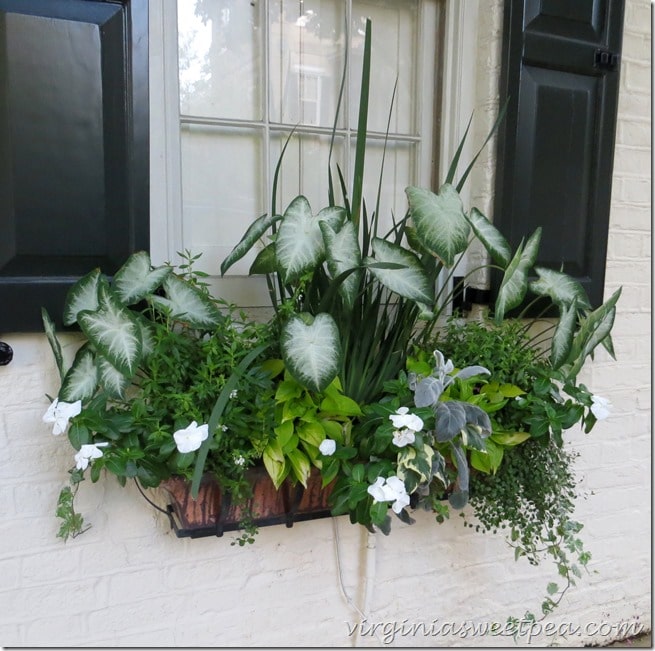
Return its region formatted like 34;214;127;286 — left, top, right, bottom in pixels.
151;275;223;329
529;266;591;309
112;251;172;305
434;401;467;442
221;213;282;276
406;184;470;266
60;345;99;402
366;238;434;304
63;268;102;326
466;207;511;267
550;301;577;369
281;313;342;393
321;221;362;309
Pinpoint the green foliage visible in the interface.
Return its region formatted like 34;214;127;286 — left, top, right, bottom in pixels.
55;473;89;541
466;438;591;620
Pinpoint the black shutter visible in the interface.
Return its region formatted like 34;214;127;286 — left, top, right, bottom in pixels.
493;0;625;309
0;0;149;332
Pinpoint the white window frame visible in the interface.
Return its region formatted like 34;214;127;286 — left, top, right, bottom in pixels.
149;1;480;270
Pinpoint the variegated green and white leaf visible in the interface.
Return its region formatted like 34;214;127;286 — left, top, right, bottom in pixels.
494;228;542;322
550;301;577;369
133;315;155;357
42;308;65;380
60;345;98;402
63;268;102;326
530;266;591;309
281;313;342;393
406;184;470;267
221;213;282;276
98;356;130;398
366;238;434;305
567;288;621;378
466;207;511;267
78;286;142;377
151;275;223;329
275;196;322;284
112;251;172;305
320;220;362;309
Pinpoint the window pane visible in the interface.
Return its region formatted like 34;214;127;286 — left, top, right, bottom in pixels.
353;139;415;233
269;0;346;128
351;0;420;134
178;1;264;120
181;126;264;275
270;132;347;213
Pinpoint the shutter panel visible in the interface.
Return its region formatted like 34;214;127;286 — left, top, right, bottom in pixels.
493;0;625;309
0;0;148;332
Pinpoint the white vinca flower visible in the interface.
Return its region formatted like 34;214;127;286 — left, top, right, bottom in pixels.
367;476;410;514
591;395;612;420
389;407;424;433
392;428;416;448
173;421;209;454
319;439;336;456
74;442;108;471
43;398;82;436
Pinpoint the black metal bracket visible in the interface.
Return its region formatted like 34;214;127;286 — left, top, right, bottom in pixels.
594;48;620;71
0;342;12;366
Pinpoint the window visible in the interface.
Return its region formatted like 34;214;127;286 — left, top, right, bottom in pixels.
149;1;480;306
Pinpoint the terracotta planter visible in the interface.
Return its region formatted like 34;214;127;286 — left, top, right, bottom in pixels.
161;466;334;538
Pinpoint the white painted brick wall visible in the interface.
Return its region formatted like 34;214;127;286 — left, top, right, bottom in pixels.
0;1;650;646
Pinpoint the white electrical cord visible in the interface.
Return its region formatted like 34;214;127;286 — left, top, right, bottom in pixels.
332;518;383;646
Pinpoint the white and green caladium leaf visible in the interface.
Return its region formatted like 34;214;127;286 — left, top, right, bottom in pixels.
78;286;142;377
550;301;578;369
566;287;621;378
221;213;282;276
42;308;65;381
494;227;542;322
60;345;99;402
365;238;434;305
281;313;342;393
98;356;130;398
275;197;346;284
63;268;102;326
151;275;223;329
112;251;172;305
529;266;591;309
405;184;470;267
466;207;511;267
320;220;362;309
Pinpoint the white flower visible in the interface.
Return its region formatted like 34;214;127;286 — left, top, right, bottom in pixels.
234;455;246;467
367;476;410;514
220;424;228;432
319;439;336;456
229;389;238;399
173;421;209;453
43;398;82;436
392;428;416;448
74;442;108;471
591;395;612;420
389;407;424;433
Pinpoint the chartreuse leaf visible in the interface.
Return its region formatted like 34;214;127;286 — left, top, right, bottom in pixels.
60;345;98;401
491;431;530;446
281;313;342;393
405;184;470;267
263;440;289;490
320;220;362;309
494;228;542;322
63;268;102;326
78;286;142;377
550;301;577;369
42;308;65;381
470;438;504;474
287;448;311;487
112;251;172;305
466;207;511;267
529;266;591;309
151;274;223;329
221;213;282;276
275;197;345;284
365;238;434;304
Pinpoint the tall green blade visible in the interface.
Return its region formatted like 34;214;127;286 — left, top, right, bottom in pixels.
351;18;371;230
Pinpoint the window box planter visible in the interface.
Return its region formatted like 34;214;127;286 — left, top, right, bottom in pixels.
161;467;334;538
